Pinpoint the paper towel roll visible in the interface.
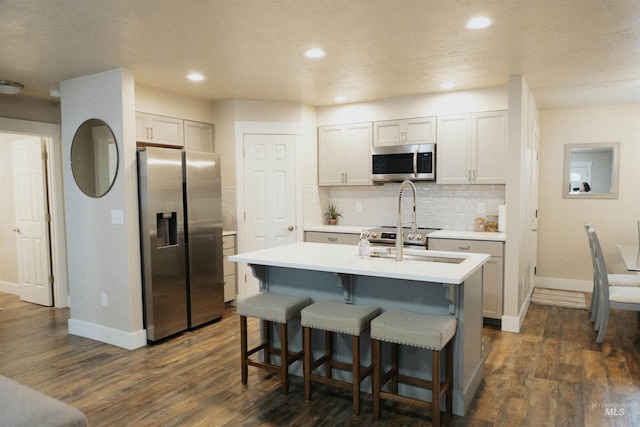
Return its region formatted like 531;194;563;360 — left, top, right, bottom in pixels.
498;205;506;232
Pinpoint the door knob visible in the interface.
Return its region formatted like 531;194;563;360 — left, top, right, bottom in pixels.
288;225;294;231
13;227;20;234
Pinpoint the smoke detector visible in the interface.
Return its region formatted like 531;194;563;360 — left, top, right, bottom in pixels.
0;80;24;95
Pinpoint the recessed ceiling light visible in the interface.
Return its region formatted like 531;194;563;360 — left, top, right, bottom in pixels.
439;82;456;90
304;48;326;58
465;16;492;29
187;73;205;81
334;96;347;103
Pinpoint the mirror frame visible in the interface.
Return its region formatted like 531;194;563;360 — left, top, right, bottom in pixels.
70;118;119;198
563;142;619;199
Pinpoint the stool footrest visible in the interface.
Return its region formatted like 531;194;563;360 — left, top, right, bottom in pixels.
379;390;433;411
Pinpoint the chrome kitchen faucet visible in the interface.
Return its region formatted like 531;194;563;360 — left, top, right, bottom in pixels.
396;180;418;261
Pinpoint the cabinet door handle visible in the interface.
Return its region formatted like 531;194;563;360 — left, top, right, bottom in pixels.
457;245;471;250
328;237;338;242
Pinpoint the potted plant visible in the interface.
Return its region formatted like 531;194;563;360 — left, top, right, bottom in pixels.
324;203;343;225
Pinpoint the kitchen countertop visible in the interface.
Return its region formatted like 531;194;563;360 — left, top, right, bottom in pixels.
230;242;489;284
304;225;370;234
428;229;506;242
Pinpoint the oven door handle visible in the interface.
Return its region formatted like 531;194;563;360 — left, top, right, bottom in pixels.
413;148;418;178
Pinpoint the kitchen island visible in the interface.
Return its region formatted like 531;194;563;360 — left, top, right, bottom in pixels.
230;242;489;416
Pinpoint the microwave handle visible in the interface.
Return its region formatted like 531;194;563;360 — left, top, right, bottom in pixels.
413;148;418;177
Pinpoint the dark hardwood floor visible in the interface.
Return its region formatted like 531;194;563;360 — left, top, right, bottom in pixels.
1;291;639;426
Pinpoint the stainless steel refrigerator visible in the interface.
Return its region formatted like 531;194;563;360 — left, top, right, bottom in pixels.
137;147;224;342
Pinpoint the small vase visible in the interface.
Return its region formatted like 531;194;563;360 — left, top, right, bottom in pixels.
328;218;337;225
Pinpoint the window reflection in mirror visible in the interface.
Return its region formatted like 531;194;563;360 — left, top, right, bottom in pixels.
563;142;619;199
71;119;119;198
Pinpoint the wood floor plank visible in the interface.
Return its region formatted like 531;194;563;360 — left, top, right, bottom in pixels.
1;291;639;426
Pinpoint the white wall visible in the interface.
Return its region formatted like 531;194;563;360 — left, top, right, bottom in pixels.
61;68;146;349
317;86;507;125
537;103;640;290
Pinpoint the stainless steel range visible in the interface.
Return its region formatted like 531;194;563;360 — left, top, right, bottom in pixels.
361;227;440;249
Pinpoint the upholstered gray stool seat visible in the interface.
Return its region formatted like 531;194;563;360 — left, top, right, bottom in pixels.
301;300;380;415
238;292;311;395
0;375;87;427
371;309;456;426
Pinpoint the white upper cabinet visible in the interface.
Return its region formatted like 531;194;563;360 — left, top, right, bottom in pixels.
318;123;373;186
373;117;436;146
436;110;507;184
184;120;214;152
472;111;507;184
136;112;184;147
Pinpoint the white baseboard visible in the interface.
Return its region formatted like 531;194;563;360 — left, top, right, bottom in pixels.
501;286;534;333
535;277;592;292
68;318;147;350
0;281;18;295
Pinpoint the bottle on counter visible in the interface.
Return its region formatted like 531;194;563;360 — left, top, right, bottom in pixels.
358;234;371;258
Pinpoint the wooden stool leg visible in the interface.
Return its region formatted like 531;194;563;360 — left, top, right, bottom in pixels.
280;322;288;395
372;338;381;420
446;341;453;415
303;326;312;401
262;319;270;365
391;343;399;393
240;316;248;385
352;335;360;415
324;330;332;379
431;349;441;427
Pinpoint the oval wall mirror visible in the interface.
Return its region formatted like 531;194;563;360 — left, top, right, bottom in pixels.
71;119;119;198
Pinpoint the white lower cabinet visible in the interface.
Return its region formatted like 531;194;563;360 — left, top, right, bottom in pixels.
429;238;504;320
304;231;361;245
223;234;237;303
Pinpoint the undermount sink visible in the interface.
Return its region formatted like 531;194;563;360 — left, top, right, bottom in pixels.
368;247;465;264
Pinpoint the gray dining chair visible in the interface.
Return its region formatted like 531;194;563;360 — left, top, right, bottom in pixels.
586;226;640;343
584;223;640;325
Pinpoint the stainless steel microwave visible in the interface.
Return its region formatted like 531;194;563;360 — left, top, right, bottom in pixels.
371;143;436;182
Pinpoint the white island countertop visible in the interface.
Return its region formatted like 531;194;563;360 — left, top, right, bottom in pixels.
230;242;489;284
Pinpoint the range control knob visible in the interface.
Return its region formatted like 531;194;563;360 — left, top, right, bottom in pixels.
408;234;414;240
371;232;378;238
416;234;424;241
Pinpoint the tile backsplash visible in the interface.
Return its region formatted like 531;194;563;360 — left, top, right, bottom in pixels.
306;183;506;231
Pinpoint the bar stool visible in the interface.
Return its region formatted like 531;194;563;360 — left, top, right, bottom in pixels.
371;309;456;426
301;300;380;415
238;292;311;395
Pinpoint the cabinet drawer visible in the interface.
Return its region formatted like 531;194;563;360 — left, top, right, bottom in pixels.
305;231;360;245
223;234;235;249
429;238;503;257
224;275;236;302
223;247;236;276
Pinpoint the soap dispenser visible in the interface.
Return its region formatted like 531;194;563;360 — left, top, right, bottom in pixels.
358;232;371;258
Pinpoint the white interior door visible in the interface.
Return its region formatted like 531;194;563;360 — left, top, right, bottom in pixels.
11;137;53;306
243;133;297;296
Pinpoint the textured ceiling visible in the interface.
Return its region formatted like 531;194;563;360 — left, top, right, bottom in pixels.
0;0;638;109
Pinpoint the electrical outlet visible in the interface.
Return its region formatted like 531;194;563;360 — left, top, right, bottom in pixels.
356;202;362;213
478;203;485;214
101;293;108;307
111;210;124;225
